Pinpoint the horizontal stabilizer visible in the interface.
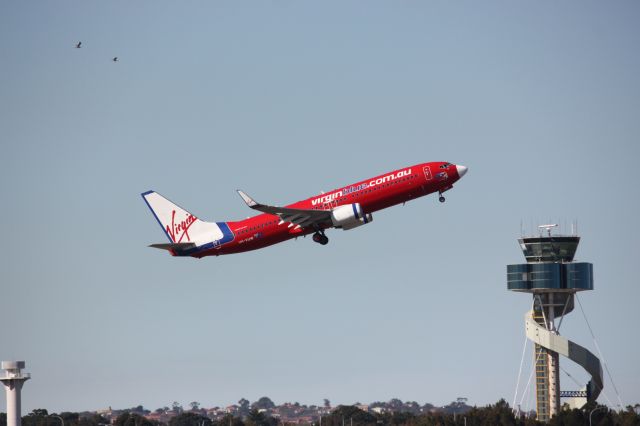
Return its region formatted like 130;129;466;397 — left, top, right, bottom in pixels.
149;242;196;251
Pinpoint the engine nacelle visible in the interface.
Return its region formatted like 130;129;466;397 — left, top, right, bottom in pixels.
330;203;373;230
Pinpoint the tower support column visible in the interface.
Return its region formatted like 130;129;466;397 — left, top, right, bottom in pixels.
548;349;560;418
546;293;560;419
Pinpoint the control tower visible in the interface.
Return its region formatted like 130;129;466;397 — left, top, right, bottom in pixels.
507;225;603;422
1;361;31;426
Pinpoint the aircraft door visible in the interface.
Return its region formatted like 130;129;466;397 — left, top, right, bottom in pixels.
423;165;433;181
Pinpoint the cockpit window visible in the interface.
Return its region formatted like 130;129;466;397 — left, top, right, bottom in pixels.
440;163;452;169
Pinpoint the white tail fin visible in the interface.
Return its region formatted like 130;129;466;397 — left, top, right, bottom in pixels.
141;190;220;246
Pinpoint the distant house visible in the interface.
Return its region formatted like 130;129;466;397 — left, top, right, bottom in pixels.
206;407;226;419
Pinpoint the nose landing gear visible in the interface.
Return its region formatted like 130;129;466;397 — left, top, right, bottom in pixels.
439;192;446;203
312;231;329;245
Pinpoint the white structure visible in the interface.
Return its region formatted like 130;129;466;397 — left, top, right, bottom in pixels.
1;361;30;426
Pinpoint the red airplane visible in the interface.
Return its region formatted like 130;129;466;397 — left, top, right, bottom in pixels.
142;162;467;257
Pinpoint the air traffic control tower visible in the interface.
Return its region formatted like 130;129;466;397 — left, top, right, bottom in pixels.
507;225;603;422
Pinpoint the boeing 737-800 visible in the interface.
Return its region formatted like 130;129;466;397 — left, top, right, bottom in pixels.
141;162;468;257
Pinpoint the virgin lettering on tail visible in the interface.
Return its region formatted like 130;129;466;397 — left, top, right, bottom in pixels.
167;210;198;243
141;162;468;258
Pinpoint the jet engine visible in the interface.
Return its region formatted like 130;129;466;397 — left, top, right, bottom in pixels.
330;203;373;230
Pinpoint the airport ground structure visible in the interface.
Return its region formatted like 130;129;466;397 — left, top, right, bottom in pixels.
507;226;603;422
1;362;30;426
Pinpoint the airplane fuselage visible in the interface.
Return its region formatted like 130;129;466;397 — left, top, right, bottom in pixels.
185;161;465;257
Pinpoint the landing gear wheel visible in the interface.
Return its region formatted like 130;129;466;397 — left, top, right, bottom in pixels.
313;232;329;245
439;195;446;203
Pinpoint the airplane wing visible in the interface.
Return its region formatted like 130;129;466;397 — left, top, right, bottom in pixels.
237;190;331;229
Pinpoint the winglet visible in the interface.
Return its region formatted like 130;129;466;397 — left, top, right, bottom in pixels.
237;190;258;208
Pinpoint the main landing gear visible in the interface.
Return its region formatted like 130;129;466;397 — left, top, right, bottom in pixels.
312;231;329;245
439;192;446;203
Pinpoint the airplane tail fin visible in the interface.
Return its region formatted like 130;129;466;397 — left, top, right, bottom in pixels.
141;190;218;246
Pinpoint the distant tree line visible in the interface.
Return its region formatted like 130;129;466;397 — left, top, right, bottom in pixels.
161;401;640;426
319;401;640;426
5;409;112;426
1;400;639;426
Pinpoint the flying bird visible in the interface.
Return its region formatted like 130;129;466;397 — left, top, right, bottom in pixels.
112;57;118;62
75;42;82;48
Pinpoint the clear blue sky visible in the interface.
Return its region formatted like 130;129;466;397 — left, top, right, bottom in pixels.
1;0;639;414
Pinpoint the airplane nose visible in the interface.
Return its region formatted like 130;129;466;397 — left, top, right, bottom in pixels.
456;165;468;178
